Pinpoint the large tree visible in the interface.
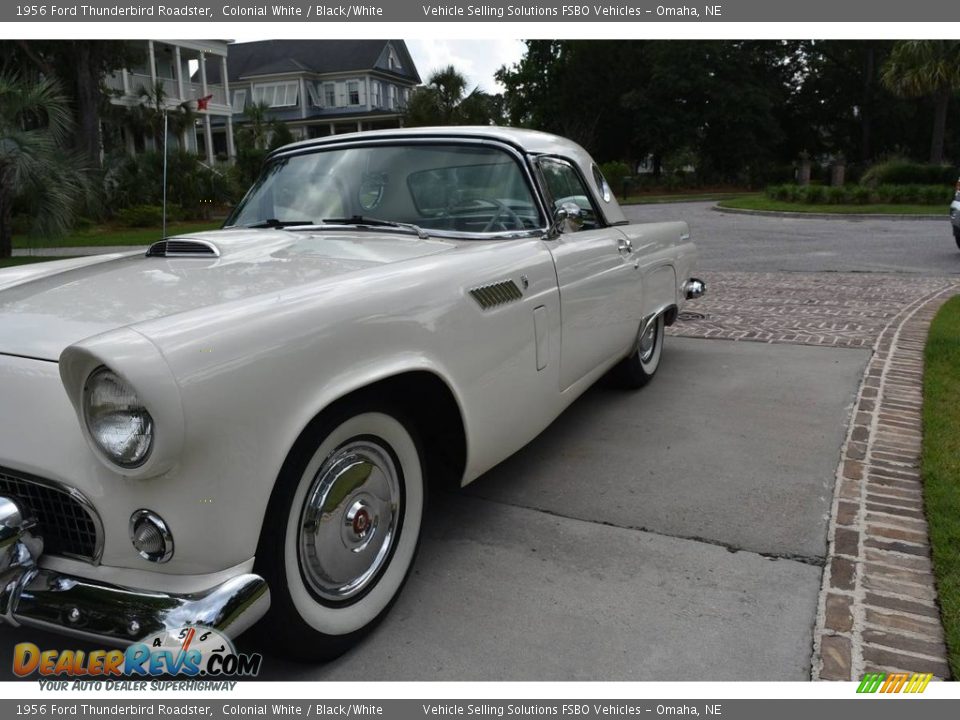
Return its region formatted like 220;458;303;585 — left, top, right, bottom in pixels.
0;41;143;168
882;40;960;164
0;71;91;258
404;65;501;127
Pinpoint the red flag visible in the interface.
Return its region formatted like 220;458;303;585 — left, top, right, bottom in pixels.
196;94;213;111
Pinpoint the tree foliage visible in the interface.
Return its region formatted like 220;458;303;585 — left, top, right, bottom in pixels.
497;40;960;183
404;65;501;127
0;70;92;257
232;102;298;187
882;40;960;163
0;41;144;168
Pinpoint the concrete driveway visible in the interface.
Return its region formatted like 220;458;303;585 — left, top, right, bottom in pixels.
0;336;866;681
1;204;948;681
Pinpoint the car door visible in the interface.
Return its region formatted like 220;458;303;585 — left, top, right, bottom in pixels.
537;156;641;391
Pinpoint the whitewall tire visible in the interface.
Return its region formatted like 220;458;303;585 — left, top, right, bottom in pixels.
253;401;425;660
613;313;664;388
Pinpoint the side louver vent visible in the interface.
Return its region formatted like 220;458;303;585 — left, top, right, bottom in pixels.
146;239;220;258
469;280;523;310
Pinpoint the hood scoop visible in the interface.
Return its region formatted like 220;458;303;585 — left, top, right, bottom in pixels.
146;238;220;258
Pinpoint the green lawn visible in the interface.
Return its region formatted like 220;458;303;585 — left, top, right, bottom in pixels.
13;219;222;249
621;191;752;205
0;256;74;268
922;295;960;678
719;195;945;215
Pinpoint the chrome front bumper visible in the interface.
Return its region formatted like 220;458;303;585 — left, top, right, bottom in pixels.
0;495;270;646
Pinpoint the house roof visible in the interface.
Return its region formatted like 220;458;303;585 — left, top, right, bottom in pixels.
203;40;421;84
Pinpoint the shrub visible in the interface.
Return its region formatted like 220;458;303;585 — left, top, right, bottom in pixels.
115;205;165;227
826;187;847;205
765;184;789;201
804;185;827;204
873;185;903;203
104;151;237;219
919;185;953;204
861;159;957;187
850;186;872;205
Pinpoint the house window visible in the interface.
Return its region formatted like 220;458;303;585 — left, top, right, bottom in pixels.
252;81;299;108
388;47;401;72
387;84;397;110
371;81;381;108
348;81;360;106
324;83;336;107
232;89;247;112
306;83;320;108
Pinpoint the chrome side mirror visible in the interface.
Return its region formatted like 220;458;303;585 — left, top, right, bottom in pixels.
553;202;584;235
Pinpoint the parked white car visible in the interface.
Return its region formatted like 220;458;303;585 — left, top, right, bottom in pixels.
0;127;702;660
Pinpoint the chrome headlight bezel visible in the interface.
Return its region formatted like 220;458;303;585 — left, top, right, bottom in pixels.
81;366;155;469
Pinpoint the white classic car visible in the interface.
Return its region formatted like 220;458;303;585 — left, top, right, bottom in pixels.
0;127;702;661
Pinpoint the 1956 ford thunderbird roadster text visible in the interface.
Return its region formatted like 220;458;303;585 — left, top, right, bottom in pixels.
0;127;703;660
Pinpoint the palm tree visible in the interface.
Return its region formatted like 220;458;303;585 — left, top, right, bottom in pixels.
404;65;500;127
134;80;196;151
0;70;91;258
882;40;960;164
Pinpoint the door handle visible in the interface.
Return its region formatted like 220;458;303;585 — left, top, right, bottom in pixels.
618;238;633;254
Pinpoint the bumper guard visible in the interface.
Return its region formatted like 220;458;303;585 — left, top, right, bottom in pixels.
0;495;270;646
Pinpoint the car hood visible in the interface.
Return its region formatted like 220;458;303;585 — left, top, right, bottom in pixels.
0;229;457;361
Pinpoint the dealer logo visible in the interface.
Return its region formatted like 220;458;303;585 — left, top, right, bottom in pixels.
13;626;261;679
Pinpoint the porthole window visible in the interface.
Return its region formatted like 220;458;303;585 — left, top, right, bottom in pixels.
592;164;613;203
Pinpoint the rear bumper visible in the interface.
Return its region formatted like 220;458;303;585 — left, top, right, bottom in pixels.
684;278;706;300
0;495;269;646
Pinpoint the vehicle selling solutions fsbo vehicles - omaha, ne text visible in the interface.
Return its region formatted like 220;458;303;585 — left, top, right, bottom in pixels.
0;127;704;660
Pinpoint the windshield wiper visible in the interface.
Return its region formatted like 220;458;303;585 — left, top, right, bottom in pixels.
322;215;429;239
245;218;315;229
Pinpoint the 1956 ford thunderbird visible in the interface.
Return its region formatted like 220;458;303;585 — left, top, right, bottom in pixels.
0;127;703;660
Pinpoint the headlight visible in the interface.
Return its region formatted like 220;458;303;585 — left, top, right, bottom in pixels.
82;367;154;468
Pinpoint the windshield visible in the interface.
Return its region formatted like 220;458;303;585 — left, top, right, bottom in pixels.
227;143;545;237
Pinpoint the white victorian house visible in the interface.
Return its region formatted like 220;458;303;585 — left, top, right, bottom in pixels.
208;39;421;143
104;40;235;164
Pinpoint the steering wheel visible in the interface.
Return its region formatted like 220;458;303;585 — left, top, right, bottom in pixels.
446;198;524;233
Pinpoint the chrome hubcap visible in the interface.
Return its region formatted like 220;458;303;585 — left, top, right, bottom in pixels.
639;317;659;363
299;440;401;602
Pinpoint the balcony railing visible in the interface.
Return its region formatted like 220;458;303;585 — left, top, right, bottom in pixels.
104;72;228;109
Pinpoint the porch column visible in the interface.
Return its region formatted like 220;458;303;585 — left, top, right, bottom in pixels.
200;53;213;163
226;116;236;161
174;46;185;101
147;40;157;87
221;55;231;110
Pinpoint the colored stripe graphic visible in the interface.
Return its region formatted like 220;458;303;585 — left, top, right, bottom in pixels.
856;672;933;694
857;673;885;693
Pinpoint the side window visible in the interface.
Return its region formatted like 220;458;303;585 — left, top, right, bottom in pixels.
538;158;600;230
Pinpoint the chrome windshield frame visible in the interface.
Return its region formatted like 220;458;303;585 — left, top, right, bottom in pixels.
225;137;552;241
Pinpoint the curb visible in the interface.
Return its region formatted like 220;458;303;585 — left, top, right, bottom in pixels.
12;246;144;258
712;205;946;222
811;282;959;682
